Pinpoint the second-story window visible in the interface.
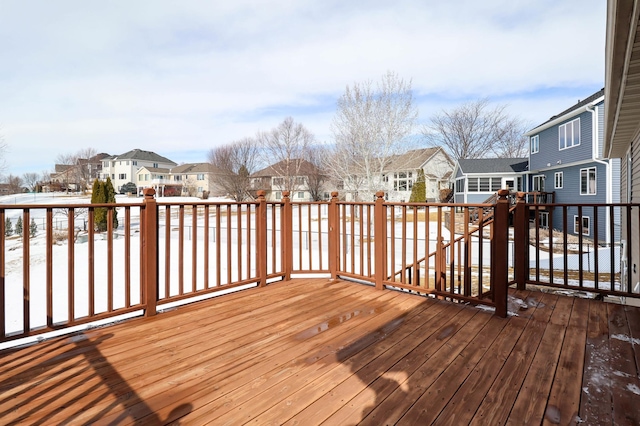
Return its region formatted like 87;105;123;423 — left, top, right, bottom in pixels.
118;173;126;179
455;178;464;193
197;174;205;180
559;118;580;150
530;135;539;154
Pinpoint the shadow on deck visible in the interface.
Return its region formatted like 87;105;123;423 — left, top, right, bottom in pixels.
1;278;639;425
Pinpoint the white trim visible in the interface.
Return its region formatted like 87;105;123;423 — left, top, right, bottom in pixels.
526;96;604;136
579;167;597;196
558;117;581;150
574;215;591;236
554;171;563;189
530;135;539;154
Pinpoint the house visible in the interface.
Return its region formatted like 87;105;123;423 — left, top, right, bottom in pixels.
452;158;528;204
50;153;111;191
381;147;454;202
251;159;327;201
525;88;621;243
135;166;173;196
168;163;225;198
101;149;177;193
604;0;640;293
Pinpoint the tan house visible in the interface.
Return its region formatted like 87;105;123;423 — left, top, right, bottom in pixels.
251;159;327;201
169;163;224;198
604;0;640;295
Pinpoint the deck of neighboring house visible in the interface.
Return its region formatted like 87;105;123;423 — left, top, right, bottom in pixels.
2;278;639;425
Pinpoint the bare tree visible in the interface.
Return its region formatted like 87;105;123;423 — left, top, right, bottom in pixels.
490;118;531;158
22;172;40;192
424;98;528;160
4;174;24;194
327;71;418;200
208;138;261;201
74;147;99;190
0;130;6;174
259;117;315;194
305;146;329;201
55;152;76;192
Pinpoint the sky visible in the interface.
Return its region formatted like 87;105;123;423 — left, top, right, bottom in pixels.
0;0;606;177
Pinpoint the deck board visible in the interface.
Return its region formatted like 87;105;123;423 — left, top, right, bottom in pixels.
1;278;639;425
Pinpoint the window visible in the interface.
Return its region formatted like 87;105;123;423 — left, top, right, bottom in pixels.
126;161;130;166
273;177;284;186
118;173;126;179
554;172;563;189
532;175;545;192
153;163;158;168
455;178;465;193
198;187;203;192
393;172;413;192
174;175;182;181
275;191;282;199
297;191;304;199
538;212;549;229
467;177;502;192
559;118;580;150
295;177;306;185
197;174;205;180
580;167;596;195
111;174;115;179
132;161;137;166
530;135;539;154
574;215;590;236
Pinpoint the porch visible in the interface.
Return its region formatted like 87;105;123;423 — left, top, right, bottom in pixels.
2;278;638;425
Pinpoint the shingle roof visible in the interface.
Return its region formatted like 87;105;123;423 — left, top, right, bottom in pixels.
114;149;177;166
138;166;170;174
252;159;319;177
457;158;528;174
530;88;605;131
170;163;212;174
383;147;445;171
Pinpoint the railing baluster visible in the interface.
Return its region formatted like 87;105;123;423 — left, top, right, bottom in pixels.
179;205;184;295
107;208;113;312
46;208;53;327
125;207;131;308
68;207;75;322
0;208;5;339
193;205;198;292
204;204;210;289
23;209;30;334
165;205;171;298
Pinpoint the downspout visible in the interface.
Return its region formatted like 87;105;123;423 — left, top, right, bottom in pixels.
587;104;613;244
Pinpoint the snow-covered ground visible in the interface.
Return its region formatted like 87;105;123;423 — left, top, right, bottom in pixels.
1;193;623;350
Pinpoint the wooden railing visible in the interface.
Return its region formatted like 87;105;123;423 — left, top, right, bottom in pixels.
2;188;639;344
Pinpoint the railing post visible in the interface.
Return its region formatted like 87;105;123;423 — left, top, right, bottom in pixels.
514;192;528;290
142;188;158;317
281;191;292;281
256;190;268;287
328;192;339;279
492;189;510;318
374;191;387;291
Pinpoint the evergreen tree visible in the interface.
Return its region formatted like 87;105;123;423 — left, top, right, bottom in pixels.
91;179;107;232
4;217;13;237
104;177;119;230
15;216;23;236
409;169;427;203
30;218;38;237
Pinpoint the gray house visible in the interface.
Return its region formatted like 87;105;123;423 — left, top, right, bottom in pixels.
525;88;620;243
452;158;528;204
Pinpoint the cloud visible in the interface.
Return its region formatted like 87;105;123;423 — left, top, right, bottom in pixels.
0;0;605;175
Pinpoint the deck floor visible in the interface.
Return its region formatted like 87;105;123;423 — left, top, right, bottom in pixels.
1;278;640;425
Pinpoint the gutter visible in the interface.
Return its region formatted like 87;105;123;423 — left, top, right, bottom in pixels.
525;96;605;136
587;103;613;243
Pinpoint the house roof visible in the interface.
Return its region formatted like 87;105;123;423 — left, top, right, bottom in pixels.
457;158;529;174
527;88;605;135
252;159;319;177
137;166;170;174
604;0;640;158
113;149;177;166
383;147;448;171
170;163;212;174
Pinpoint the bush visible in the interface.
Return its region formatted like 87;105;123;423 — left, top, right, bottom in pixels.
30;218;38;237
15;216;23;236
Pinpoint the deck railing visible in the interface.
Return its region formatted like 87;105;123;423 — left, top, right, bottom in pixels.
1;188;638;344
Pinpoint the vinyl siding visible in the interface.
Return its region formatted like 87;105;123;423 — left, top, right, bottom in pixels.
597;102;605;158
529;110;594;171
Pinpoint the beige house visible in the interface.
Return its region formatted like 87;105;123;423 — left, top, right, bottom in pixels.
101;149;177;193
136;163;224;198
381;147;454;202
604;0;640;294
251;159;327;201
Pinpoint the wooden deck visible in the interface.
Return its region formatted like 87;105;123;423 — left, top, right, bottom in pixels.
1;278;640;425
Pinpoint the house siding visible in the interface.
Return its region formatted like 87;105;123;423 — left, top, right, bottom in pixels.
597;102;605;158
529;110;594;171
